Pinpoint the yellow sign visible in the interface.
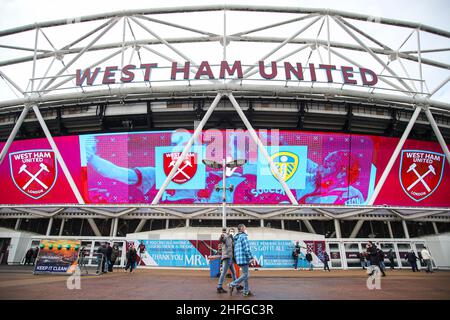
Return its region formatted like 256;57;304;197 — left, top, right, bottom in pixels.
270;151;299;182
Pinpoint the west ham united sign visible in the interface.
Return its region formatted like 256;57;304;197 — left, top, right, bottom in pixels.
399;150;445;202
9;150;58;199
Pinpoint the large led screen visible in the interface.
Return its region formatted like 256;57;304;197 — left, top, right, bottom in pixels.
0;129;448;207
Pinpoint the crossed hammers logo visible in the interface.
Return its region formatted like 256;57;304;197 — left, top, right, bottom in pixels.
168;158;193;180
18;163;50;190
406;163;436;192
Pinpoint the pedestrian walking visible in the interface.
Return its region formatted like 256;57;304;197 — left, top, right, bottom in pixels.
229;224;255;297
322;251;330;271
292;241;302;270
24;248;34;265
421;247;433;273
366;241;381;277
105;242;112;272
358;252;366;270
109;244;120;272
377;248;386;277
305;251;313;271
387;249;396;270
217;228;238;294
125;243;137;273
406;250;419;272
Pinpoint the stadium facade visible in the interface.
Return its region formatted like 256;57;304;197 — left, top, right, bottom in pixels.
0;5;449;269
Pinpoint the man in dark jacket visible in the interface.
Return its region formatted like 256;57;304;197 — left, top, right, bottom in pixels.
406;250;419;272
217;228;237;293
377;248;386;277
125;243;137;273
366;242;380;276
24;248;34;265
305;252;313;271
292;241;301;270
105;243;113;272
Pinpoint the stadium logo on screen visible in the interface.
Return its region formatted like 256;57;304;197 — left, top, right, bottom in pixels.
399;150;445;202
270;152;299;182
9;149;58;199
163;152;198;184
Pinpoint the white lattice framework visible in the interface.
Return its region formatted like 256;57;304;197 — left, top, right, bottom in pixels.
0;6;449;235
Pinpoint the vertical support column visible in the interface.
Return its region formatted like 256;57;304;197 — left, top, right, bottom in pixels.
281;220;285;230
260;219;264;228
15;218;21;230
46;217;53;236
32;105;85;204
387;221;394;238
152;93;223;204
0;106;30;166
424;107;450;166
166;219;170;229
334;219;342;239
368;106;422;204
228;93;298;204
59;218;65;236
186;219;190;227
432;222;439;235
402;220;410;239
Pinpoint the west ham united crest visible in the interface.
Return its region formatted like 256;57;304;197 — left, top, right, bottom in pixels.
399;150;445;202
9;149;58;199
163;152;197;184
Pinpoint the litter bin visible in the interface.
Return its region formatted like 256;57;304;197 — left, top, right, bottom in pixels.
209;259;220;278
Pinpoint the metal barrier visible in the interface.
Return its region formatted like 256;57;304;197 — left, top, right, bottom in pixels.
77;252;106;275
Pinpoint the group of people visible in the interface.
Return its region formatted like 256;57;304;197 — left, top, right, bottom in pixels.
292;241;330;271
405;247;434;273
358;242;434;276
23;247;39;265
96;242;120;274
358;247;395;273
216;224;255;297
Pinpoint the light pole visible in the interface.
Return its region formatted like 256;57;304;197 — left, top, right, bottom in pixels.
202;158;247;228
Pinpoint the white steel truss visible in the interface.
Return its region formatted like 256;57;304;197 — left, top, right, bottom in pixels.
0;5;449;223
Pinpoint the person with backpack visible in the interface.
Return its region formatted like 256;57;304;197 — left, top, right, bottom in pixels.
217;228;238;294
125;243;137;273
228;224;255;297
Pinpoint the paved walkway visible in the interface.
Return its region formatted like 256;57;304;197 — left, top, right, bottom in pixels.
0;266;449;300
